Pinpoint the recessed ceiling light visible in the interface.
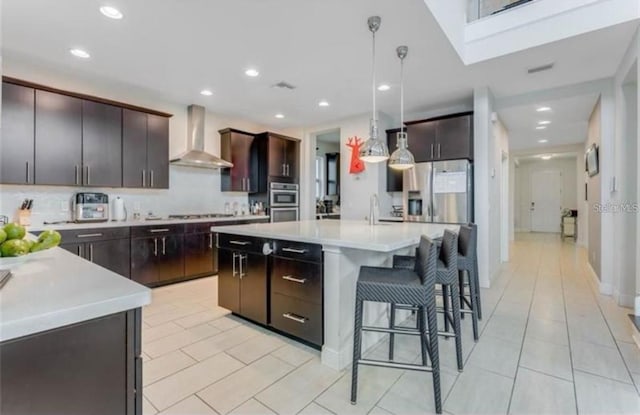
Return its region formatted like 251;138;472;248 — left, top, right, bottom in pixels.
275;113;284;119
200;89;213;96
318;100;330;107
536;126;547;130
538;120;551;125
377;84;391;91
70;48;90;59
540;154;552;160
99;6;123;19
245;68;259;77
537;106;551;112
538;139;548;143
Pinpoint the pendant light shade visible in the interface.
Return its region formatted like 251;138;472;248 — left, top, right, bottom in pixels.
359;16;389;163
389;45;415;171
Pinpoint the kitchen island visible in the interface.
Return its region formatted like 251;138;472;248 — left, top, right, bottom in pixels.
214;219;454;370
0;246;151;415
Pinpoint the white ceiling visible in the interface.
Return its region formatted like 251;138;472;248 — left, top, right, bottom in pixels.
499;94;600;151
2;0;638;129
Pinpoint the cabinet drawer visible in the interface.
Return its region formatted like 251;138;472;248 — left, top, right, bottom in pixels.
273;240;322;263
217;233;266;254
271;293;322;346
184;222;214;234
59;226;130;243
271;257;322;304
130;224;184;237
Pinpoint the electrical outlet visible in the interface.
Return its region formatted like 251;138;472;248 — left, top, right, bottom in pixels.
60;200;69;212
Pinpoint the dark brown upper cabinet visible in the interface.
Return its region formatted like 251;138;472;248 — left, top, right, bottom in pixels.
264;133;299;181
123;109;170;189
34;90;83;186
82;100;122;187
220;128;259;193
1;82;35;185
404;112;473;162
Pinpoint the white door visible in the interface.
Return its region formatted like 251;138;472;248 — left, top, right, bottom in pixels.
530;170;562;233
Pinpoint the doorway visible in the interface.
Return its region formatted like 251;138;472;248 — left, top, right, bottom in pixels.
315;130;341;219
530;170;562;232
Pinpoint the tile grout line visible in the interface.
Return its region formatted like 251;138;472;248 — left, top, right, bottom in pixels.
505;237;544;414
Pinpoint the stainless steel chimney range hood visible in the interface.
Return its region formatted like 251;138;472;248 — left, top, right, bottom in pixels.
170;105;233;169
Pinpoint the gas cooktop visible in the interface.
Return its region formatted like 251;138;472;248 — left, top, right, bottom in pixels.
168;213;234;220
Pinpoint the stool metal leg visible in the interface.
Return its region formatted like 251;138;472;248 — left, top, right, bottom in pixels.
459;270;466;320
351;298;364;404
425;294;442;413
473;257;483;320
450;282;464;371
418;307;428;366
467;269;479;342
442;284;451;334
389;303;396;360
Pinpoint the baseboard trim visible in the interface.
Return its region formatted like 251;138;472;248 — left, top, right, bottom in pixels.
614;292;635;308
587;262;613;295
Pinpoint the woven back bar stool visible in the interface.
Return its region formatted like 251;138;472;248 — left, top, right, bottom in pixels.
390;229;464;371
351;236;442;414
458;224;480;341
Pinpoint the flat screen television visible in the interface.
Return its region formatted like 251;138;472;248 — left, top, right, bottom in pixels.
586;144;599;177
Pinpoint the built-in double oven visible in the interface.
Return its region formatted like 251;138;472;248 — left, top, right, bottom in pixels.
270;182;299;223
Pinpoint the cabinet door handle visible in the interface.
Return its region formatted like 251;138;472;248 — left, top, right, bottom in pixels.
282;164;285;175
85;165;90;185
232;252;238;277
89;244;94;262
77;233;103;238
282;312;307;324
437;143;441;158
430;144;434;159
150;170;154;187
247;178;250;191
142;170;146;187
149;228;170;233
25;161;30;183
208;233;213;249
77;245;82;257
230;240;251;246
75;165;80;185
162;237;166;255
282;275;307;284
282;247;307;254
153;238;158;256
238;253;244;279
287;164;290;176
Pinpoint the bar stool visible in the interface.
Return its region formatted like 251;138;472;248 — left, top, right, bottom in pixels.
351;236;442;414
390;230;464;371
458;224;480;341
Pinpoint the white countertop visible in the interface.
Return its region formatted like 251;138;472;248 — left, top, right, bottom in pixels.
0;247;151;342
29;215;270;232
214;219;456;252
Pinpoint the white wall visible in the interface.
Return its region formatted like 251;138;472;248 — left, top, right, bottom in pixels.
612;27;640;310
0;58;303;224
300;112;394;222
514;157;578;232
474;87;509;287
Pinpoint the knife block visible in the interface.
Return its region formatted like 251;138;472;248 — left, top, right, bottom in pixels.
17;209;31;226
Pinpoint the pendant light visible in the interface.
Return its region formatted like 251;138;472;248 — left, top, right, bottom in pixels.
359;16;390;163
388;46;415;170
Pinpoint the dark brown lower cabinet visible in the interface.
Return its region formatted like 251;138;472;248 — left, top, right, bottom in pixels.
184;223;216;277
0;309;142;415
61;239;130;278
130;234;184;287
217;234;268;325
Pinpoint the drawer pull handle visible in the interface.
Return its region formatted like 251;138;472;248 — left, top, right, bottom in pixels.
77;233;103;238
230;240;251;246
283;312;307;324
282;247;307;254
282;275;307;284
149;228;170;233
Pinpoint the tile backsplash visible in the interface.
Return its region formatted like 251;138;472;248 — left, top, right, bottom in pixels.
0;166;249;225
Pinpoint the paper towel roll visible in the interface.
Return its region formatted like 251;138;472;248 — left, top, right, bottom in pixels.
113;197;127;221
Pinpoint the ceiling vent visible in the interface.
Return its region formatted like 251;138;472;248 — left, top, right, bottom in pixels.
527;63;554;74
272;81;297;90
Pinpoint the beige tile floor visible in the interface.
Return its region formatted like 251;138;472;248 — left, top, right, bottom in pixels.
142;233;640;415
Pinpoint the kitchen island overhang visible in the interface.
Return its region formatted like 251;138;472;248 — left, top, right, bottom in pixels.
214;219;455;370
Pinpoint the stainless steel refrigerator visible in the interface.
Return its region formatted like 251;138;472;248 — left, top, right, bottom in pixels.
402;160;473;224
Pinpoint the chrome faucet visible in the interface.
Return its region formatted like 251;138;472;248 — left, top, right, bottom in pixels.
369;194;380;225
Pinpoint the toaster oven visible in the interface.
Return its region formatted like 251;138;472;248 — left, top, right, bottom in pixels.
72;192;109;223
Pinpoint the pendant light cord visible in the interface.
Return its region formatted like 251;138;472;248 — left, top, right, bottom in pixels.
400;53;404;135
372;29;377;125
